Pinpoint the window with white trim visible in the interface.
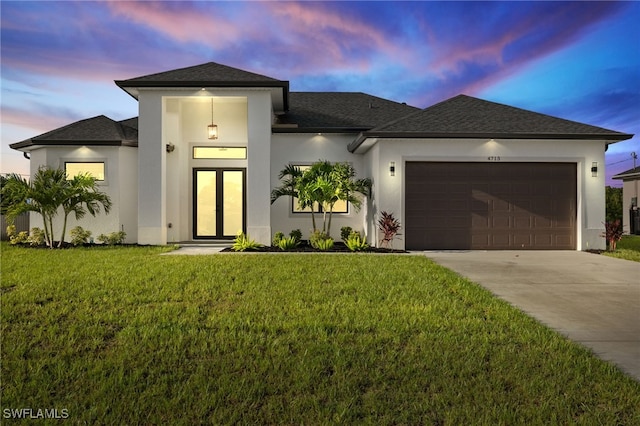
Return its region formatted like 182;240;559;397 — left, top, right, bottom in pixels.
65;162;105;181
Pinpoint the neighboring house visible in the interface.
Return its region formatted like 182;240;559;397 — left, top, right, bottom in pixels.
612;166;640;235
10;62;633;250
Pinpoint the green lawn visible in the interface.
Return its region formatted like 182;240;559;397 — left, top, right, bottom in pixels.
1;244;639;424
604;235;640;262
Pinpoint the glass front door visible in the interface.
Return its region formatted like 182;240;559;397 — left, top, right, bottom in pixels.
193;168;245;239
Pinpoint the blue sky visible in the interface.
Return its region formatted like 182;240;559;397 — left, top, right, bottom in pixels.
1;1;639;186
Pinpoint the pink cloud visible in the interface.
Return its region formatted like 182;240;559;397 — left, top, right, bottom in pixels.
105;1;251;48
263;2;413;74
1;105;88;139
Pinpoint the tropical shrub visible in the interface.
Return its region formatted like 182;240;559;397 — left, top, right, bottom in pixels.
314;236;334;251
28;227;46;247
272;232;285;247
96;231;126;246
272;231;300;251
232;232;263;252
7;225;28;245
310;230;334;250
603;220;623;251
378;211;401;248
340;226;353;242
6;224;16;239
277;236;300;251
345;231;369;252
289;229;302;243
10;231;28;245
70;226;92;246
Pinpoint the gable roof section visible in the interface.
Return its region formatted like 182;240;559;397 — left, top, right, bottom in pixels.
349;94;633;152
612;166;640;181
10;115;138;151
274;92;420;133
115;62;289;110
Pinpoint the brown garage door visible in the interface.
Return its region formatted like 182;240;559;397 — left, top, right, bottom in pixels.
405;162;576;250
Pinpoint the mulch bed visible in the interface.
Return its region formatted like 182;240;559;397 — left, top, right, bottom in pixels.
221;241;406;253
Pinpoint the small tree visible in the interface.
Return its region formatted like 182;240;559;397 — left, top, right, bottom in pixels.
58;173;111;248
2;166;111;248
605;186;623;223
271;161;371;236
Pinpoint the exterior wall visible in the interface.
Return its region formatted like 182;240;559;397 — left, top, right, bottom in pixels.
246;91;272;245
137;90;166;245
138;88;269;244
118;146;138;242
621;178;640;234
365;138;608;250
25;145;137;243
166;94;251;243
270;133;368;241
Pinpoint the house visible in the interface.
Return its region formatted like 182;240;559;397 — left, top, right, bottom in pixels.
10;62;633;250
612;166;640;234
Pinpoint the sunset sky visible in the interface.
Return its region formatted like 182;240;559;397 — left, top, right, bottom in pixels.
1;1;638;186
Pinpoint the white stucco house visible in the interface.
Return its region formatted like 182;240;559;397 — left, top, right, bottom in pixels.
612;166;640;235
10;62;633;250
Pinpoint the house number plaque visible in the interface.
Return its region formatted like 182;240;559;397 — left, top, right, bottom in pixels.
487;156;501;161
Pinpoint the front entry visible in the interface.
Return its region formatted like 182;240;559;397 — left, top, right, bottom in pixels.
193;168;246;239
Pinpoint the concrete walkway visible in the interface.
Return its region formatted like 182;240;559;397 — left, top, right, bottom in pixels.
161;244;229;255
423;251;640;381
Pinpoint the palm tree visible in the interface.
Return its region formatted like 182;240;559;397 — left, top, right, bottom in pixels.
58;173;112;248
271;161;372;236
271;164;319;231
2;166;112;248
322;162;371;235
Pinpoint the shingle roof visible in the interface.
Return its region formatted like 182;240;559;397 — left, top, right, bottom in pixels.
349;94;633;152
116;62;282;84
119;117;138;130
9;115;138;150
274;92;420;132
115;61;290;110
612;166;640;180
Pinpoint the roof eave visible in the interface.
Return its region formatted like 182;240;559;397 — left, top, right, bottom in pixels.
348;131;634;153
273;126;368;134
10;140;137;151
612;172;640;180
115;80;290;110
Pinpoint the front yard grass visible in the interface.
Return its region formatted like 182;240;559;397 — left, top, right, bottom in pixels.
603;234;640;262
1;244;639;424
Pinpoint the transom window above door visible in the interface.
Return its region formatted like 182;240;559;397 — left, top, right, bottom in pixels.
193;147;247;159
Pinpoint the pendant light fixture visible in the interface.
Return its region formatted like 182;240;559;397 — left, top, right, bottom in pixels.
207;98;218;140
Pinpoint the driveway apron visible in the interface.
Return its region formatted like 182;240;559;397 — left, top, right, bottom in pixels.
423;251;640;381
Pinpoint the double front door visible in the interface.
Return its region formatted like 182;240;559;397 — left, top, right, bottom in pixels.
193;168;245;239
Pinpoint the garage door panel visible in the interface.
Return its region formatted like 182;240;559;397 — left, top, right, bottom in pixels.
471;214;489;228
532;216;553;228
513;216;532;229
513;234;533;247
492;198;511;212
406;162;576;250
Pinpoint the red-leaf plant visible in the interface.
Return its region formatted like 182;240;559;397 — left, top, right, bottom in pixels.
603;220;623;251
378;211;401;248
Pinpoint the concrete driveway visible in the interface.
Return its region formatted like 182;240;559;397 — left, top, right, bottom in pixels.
423;251;640;381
